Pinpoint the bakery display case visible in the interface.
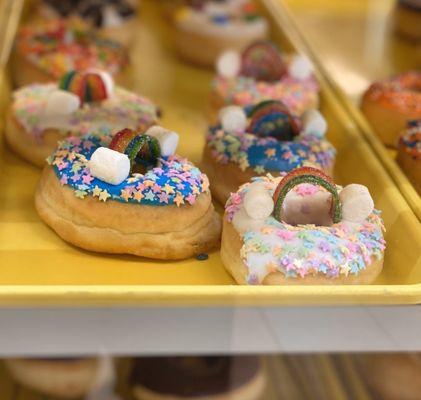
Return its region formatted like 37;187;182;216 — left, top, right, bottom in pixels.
0;0;420;399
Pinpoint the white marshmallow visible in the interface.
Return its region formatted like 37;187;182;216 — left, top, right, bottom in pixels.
88;147;130;185
145;125;179;157
243;182;274;220
339;184;374;223
216;50;241;79
219;106;248;133
301;109;327;138
103;5;125;28
288;54;313;80
45;90;80;116
87;69;115;98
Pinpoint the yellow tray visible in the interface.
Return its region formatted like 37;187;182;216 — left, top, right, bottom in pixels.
0;0;420;306
282;0;421;219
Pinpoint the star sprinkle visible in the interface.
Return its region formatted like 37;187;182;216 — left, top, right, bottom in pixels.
99;190;111;202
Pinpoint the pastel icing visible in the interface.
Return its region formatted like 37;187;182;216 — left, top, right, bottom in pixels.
399;120;421;160
16;19;128;78
175;1;268;37
206;126;335;173
12;83;157;142
47;133;210;207
213;60;319;116
225;175;385;284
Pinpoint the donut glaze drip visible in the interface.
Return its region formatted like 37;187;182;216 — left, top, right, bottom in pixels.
206;126;335;173
48;133;209;206
225;176;385;284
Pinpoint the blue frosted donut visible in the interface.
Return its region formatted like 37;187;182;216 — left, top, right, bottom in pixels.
48;131;209;206
206;125;336;174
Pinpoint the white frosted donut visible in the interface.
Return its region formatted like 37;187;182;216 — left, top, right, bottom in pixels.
222;170;386;285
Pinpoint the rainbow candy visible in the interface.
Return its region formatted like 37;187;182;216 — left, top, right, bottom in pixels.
240;41;286;82
247;100;300;141
109;128;161;168
272;167;342;223
59;70;108;103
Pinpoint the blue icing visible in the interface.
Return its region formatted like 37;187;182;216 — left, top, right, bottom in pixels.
207;126;336;172
49;134;207;206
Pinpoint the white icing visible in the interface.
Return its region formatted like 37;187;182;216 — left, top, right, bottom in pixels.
301;109;327;138
216;50;241;79
146;126;179;157
339;184;374;223
44;90;80;116
232;207;268;233
219;105;247;132
88;147;130;185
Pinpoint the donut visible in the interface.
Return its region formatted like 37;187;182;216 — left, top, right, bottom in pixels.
221;167;386;285
35;126;221;260
361;71;421;148
210;40;319;120
394;0;421;41
36;0;138;46
202;101;336;204
355;353;421;400
12;18;129;87
173;0;268;67
6;70;158;167
131;356;265;400
4;358;101;399
397;120;421;194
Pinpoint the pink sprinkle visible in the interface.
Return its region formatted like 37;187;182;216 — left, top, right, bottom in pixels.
82;174;94;184
60;175;68;185
276;230;296;241
294;184;319;196
186;194;196;205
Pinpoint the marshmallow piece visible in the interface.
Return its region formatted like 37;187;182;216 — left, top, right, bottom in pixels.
103;5;125;28
339;184;374;223
88;147;130;185
216;50;241;78
288;55;313;80
87;69;115;98
243;182;274;220
301;109;327;138
45;90;80;116
219;106;248;133
145;125;179;157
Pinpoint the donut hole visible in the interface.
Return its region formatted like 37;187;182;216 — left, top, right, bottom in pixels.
281;184;333;226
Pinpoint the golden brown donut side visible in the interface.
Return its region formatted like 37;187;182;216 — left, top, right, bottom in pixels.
6;112;68;167
5;358;98;399
35;167;221;260
221;218;383;285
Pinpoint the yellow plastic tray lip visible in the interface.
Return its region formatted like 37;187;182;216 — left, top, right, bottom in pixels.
270;0;421;220
0;284;420;306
